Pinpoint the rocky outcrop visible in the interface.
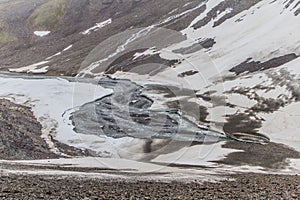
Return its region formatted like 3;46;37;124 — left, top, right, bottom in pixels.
0;99;94;159
0;99;58;159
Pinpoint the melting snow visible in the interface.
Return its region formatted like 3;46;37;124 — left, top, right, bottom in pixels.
34;31;51;37
182;0;300;73
152;142;240;167
81;18;112;35
46;52;62;60
30;66;49;74
8;61;49;74
259;102;300;152
213;8;233;22
63;45;73;51
133;47;159;60
46;44;73;60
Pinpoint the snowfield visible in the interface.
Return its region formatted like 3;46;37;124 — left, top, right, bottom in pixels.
0;73;299;174
73;0;300;172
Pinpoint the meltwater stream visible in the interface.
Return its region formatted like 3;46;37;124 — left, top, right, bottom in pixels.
71;77;228;143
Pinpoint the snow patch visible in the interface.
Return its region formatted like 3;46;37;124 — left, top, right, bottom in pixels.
63;44;73;51
133;47;159;60
46;52;61;60
214;8;233;22
81;19;112;35
152;142;241;167
8;61;49;74
34;31;50;37
46;44;73;60
259;102;300;152
30;66;49;74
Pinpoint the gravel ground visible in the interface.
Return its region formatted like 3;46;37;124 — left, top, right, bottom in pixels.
0;173;299;199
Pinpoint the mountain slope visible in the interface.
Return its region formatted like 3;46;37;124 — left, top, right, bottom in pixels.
0;0;299;166
0;0;201;75
73;0;300;148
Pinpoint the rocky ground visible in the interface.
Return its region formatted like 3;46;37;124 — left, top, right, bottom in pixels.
0;99;58;160
0;99;93;160
0;173;299;199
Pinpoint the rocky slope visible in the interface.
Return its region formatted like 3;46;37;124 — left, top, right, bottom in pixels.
0;0;202;75
0;99;56;159
0;99;93;159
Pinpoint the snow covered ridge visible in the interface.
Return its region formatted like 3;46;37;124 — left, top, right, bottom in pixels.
81;19;112;35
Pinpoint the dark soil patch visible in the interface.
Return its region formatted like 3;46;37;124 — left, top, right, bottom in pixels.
217;141;300;169
173;38;216;55
295;8;300;16
229;54;298;75
193;0;263;29
163;3;206;31
178;70;199;77
198;38;216;49
223;112;270;143
105;49;179;75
